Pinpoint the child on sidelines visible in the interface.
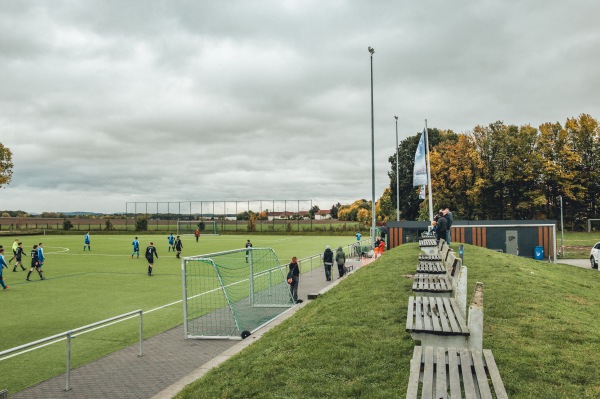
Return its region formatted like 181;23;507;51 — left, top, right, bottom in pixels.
0;248;10;290
12;242;26;272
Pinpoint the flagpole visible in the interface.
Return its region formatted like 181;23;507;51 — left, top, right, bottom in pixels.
424;119;434;223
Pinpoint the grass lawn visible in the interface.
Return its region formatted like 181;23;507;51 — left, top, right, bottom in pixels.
0;233;355;394
561;231;600;258
175;243;600;399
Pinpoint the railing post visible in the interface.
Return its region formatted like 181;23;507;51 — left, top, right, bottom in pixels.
65;332;72;391
139;310;143;357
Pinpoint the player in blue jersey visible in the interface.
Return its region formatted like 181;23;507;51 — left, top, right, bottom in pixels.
168;234;175;252
0;248;10;290
84;232;91;251
131;237;140;258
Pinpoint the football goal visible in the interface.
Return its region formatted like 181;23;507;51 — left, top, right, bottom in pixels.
177;220;219;235
182;248;293;340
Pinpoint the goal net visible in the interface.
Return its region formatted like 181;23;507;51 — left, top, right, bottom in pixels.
182;248;293;340
177;220;219;235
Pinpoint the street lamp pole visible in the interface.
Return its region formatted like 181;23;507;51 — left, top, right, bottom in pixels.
369;46;376;245
394;115;399;221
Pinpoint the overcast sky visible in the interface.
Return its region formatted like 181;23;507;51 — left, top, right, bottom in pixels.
1;1;598;214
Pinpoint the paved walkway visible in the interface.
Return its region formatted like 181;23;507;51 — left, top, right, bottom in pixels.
10;258;372;399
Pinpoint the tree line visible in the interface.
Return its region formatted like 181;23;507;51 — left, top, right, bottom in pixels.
386;114;599;230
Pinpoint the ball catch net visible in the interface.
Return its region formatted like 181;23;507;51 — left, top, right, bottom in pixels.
182;248;293;340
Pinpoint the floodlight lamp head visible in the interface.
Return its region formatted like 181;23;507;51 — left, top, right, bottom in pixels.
368;46;374;55
394;116;398;120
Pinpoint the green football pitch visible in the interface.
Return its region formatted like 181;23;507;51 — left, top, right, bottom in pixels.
0;233;356;393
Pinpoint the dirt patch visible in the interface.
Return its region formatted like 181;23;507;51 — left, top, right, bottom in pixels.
564;294;592;306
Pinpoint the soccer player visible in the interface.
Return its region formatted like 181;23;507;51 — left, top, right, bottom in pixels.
84;232;91;251
195;228;200;243
245;239;252;263
175;236;183;258
8;238;19;263
356;232;362;241
168;233;175;252
0;248;10;290
26;244;44;281
12;242;26;272
131;237;140;259
145;242;158;276
37;243;45;268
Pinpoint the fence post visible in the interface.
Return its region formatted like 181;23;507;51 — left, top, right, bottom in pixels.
65;332;72;391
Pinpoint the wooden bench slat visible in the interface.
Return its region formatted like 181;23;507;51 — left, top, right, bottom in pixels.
422;297;433;332
449;298;470;334
435;297;452;334
422;346;435;398
483;349;509;399
406;296;414;332
435;347;447;399
405;346;421;399
472;350;493;399
429;297;443;333
415;297;424;331
459;348;477;399
448;348;461;397
441;297;461;334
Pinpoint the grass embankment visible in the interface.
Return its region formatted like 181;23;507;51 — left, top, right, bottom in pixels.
176;243;600;399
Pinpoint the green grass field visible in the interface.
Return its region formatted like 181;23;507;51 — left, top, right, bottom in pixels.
0;233;356;394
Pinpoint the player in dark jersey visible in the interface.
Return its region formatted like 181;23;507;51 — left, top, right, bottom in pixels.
174;236;183;258
12;242;26;272
27;244;44;281
145;242;158;276
245;239;252;263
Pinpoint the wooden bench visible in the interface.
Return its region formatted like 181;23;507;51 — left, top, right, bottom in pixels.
418;254;441;262
416;261;446;274
412;274;453;294
406;346;508;399
419;238;437;248
406;282;484;350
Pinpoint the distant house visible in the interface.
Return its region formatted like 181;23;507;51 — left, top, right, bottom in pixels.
315;210;332;220
267;211;295;221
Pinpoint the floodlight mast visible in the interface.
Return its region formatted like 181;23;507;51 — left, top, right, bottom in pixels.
369;46;376;245
394;116;399;221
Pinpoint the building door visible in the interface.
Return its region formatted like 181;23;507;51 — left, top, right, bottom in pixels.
505;230;518;255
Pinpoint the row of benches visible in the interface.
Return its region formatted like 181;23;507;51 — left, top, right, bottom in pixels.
404;237;508;398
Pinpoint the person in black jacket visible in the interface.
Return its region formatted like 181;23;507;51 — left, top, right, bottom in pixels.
443;208;453;244
145;242;158;276
435;211;447;242
287;256;301;303
323;245;334;281
12;242;26;272
175;236;183;258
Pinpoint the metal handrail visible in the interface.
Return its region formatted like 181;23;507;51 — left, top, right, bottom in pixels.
0;309;143;391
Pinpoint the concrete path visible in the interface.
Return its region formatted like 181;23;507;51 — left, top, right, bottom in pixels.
10;258;371;399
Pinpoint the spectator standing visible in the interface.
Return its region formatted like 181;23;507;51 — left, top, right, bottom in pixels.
145;242;158;276
323;245;334;281
287;256;301;304
435;212;448;243
335;246;346;278
443;208;453;245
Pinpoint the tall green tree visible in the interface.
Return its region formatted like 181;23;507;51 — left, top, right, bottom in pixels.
0;143;13;188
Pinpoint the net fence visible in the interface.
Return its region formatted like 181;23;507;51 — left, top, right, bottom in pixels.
183;248;293;340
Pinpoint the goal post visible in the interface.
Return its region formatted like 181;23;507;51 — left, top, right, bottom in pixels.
177;220;219;235
182;248;294;340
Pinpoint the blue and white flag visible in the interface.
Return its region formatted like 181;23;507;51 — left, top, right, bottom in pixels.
413;130;428;187
418;185;426;200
